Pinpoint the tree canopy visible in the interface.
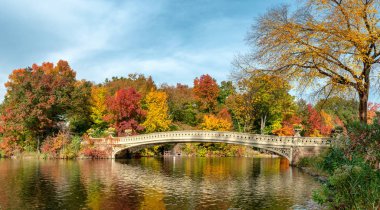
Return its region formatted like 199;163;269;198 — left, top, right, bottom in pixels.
236;0;380;123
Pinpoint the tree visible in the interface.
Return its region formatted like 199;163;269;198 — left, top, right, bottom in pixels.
200;109;233;131
161;83;198;125
104;74;156;97
193;74;220;113
0;60;77;154
226;94;254;132
104;88;145;136
237;0;380;123
315;96;359;125
66;80;93;134
218;81;236;104
142;91;171;133
89;85;108;128
238;74;295;134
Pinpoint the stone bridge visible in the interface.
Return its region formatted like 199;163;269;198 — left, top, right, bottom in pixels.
89;130;331;165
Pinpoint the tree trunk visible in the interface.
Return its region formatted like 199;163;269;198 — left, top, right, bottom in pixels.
37;137;40;154
260;114;267;134
358;79;370;124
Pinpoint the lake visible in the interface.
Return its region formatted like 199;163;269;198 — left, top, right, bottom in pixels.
0;157;320;210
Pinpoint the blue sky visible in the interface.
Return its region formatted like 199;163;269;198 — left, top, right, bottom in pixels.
0;0;293;100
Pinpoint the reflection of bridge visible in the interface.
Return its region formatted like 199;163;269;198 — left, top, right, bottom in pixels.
89;130;331;164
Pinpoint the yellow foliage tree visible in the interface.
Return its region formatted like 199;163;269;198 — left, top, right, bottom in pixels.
142;91;171;133
200;114;232;131
237;0;380;123
90;86;107;126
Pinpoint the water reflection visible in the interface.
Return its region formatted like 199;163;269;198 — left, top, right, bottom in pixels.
0;157;320;210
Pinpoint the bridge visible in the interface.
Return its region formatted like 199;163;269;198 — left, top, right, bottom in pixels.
88;130;331;165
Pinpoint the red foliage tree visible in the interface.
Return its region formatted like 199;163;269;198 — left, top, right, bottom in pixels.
193;74;220;113
104;88;146;136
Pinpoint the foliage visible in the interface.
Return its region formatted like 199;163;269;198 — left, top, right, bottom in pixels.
0;61;77;156
313;121;380;209
87;127;116;138
367;102;380;124
217;81;235;104
90;85;108;128
200;108;233;131
142;91;171;133
66;80;93;134
225;94;253;132
104;88;146;136
236;74;295;134
313;151;380;209
161;83;198;126
41;132;70;158
315;97;359;125
345;121;380;169
60;136;82;159
193;74;220;113
237;0;380;123
273;114;302;136
104;74;156;97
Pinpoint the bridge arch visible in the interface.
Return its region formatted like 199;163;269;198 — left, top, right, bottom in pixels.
112;140;293;161
88;130;330;165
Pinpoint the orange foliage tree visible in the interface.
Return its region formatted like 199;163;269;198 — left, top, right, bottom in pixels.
193;74;220;113
0;60;77;155
200;108;233;131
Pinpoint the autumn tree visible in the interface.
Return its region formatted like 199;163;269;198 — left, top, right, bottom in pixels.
226;94;254;132
237;0;380;123
90;85;108;128
200;108;233;131
104;88;145;136
315;96;359;125
237;74;295;134
0;61;77;154
161;83;198;126
273;114;302;136
142;91;171;133
104;74;156;97
193;74;220;113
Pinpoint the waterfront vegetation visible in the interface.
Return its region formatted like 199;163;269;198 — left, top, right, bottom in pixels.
1;0;380;209
297;121;380;209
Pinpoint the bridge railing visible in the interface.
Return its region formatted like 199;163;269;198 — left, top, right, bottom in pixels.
87;130;331;147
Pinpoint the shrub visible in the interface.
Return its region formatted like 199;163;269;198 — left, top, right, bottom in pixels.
313;158;380;209
313;121;380;209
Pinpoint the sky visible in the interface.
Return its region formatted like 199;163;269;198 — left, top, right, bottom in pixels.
0;0;295;101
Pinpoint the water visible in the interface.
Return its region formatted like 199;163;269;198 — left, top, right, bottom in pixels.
0;157;321;210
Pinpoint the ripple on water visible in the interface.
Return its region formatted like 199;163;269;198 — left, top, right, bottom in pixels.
0;158;321;210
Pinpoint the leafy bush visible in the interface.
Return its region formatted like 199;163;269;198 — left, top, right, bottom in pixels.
81;147;109;159
60;136;81;159
313;157;380;209
41;133;70;158
313;121;380;209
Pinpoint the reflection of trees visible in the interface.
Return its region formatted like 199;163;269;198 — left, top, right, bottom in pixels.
0;158;320;210
18;160;60;209
60;161;88;209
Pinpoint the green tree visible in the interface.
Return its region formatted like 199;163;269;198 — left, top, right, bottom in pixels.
315;96;359;125
238;75;295;134
218;81;236;104
161;83;198;126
